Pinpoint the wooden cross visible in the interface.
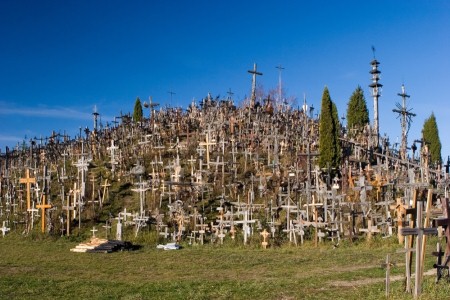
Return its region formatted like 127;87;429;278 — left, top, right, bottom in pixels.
19;168;36;210
390;197;408;244
62;194;75;236
400;191;437;298
26;202;39;232
36;193;52;233
381;254;396;298
199;125;216;169
101;179;111;207
359;219;380;240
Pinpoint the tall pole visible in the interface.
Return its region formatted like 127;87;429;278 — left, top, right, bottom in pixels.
369;49;382;148
276;65;284;108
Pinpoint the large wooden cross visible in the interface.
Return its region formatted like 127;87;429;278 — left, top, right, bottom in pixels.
400;190;437;298
199;125;216;169
19;168;36;210
36;194;52;233
62;194;75;236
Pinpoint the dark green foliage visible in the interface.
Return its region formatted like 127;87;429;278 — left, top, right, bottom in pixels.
346;86;369;137
319;87;341;169
422;112;442;165
133;97;143;123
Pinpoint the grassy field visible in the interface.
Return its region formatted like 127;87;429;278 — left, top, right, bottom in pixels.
1;233;449;300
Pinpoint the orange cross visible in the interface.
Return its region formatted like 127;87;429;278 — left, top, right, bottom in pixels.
20;169;36;210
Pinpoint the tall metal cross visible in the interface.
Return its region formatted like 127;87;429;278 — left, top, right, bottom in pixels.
276;65;285;106
248;63;262;107
392;84;416;161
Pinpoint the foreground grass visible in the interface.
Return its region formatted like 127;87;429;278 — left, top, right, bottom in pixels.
1;234;449;299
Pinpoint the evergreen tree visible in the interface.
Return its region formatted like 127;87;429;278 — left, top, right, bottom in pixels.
346;86;369;137
332;101;341;162
319;87;341;169
133;97;143;123
422;112;442;165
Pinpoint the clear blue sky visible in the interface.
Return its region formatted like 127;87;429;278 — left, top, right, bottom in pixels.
1;1;449;158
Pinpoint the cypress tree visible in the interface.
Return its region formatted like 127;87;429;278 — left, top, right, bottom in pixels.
346;86;369;137
319;87;341;169
422;112;442;165
133;97;143;123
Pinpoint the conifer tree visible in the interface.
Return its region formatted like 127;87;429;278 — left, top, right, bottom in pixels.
422;112;441;165
346;86;369;137
133;97;143;123
319;87;341;169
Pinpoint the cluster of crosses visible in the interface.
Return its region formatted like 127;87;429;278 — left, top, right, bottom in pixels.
1;60;450;297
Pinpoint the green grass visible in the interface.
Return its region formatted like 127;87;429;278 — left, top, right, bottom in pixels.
1;234;449;299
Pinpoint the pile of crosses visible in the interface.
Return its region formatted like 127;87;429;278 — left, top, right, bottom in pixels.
0;60;449;289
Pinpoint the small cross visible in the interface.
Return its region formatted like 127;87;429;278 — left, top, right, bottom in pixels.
91;226;98;238
260;229;270;249
1;221;10;237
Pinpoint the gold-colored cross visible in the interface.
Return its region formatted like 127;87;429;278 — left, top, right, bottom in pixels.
20;169;36;210
36;194;52;233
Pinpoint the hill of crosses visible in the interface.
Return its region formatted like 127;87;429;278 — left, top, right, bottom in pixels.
0;58;448;263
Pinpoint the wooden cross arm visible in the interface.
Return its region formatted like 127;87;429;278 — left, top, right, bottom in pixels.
400;227;438;236
435;218;450;227
381;262;396;268
36;204;52;209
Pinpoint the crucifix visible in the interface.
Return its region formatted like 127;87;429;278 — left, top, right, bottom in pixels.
19;168;36;210
260;229;270;249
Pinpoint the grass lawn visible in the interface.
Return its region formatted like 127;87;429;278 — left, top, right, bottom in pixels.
1;233;449;299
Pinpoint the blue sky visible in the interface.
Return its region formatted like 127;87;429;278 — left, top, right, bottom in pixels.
1;1;449;158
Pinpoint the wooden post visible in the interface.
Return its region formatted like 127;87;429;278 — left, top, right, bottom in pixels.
381;254;395;298
420;189;433;282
